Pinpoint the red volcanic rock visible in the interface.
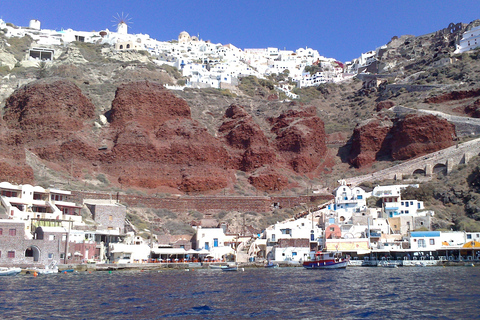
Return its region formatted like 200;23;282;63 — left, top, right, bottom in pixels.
3;78;95;142
348;119;392;168
390;114;456;160
376;100;394;112
424;88;480;104
464;99;480;118
269;107;327;173
348;114;456;167
104;83;233;192
108;81;191;130
248;168;289;191
219;104;277;172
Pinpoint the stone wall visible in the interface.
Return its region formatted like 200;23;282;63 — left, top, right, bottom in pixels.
85;202;126;232
71;192;333;214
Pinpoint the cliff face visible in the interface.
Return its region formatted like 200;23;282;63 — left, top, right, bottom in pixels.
0;79;332;193
348;119;393;168
269;107;327;173
349;114;456;167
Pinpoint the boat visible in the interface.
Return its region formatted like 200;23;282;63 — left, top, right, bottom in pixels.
34;261;58;274
264;262;279;268
0;267;22;276
381;261;399;268
220;265;238;272
465;262;475;267
303;251;349;269
208;264;228;270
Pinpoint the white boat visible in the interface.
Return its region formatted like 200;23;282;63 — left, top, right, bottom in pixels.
208;264;228;270
381;261;399;268
0;267;22;276
36;261;59;274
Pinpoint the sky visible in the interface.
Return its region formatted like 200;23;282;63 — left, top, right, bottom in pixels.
1;1;480;62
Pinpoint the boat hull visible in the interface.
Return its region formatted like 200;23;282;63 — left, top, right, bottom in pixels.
0;267;22;276
303;261;348;269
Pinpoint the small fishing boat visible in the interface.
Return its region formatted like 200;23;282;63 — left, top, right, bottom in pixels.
0;267;22;276
220;265;238;272
209;264;228;270
34;261;58;274
264;262;279;268
303;251;349;269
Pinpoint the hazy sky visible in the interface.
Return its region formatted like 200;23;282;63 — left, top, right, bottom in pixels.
1;1;480;62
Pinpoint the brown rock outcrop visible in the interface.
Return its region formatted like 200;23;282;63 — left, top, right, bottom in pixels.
390;114;456;160
269;107;327;173
464;99;480;118
219;104;277;171
348;119;393;167
424;88;480;104
348;114;456;167
376;100;395;112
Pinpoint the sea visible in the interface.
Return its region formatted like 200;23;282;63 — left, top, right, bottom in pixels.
1;266;479;319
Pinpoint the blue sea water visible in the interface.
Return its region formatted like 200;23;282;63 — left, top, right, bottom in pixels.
1;266;479;319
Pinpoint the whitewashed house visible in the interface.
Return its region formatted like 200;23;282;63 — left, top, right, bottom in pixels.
455;25;480;54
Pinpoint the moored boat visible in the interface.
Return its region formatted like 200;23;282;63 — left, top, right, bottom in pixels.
220;265;238;271
303;251;349;269
264;262;279;268
0;267;22;276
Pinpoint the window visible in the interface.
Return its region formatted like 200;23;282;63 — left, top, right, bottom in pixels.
48;253;54;259
330;227;335;232
60;253;65;259
0;228;2;235
418;239;426;248
9;229;16;236
109;215;113;221
357;195;363;199
280;229;291;235
205;242;209;250
410;201;413;205
49;235;55;241
271;234;275;242
62;235;67;241
292;252;297;256
7;251;15;258
467;234;472;239
429;239;435;245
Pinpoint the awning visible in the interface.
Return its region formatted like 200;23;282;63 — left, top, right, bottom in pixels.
151;248;187;255
196;249;210;255
463;241;480;248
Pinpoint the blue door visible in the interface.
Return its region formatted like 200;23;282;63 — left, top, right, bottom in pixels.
214;238;218;247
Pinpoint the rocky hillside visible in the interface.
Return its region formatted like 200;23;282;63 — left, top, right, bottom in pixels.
1;20;480;233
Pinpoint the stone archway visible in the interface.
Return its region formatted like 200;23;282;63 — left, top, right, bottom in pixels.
412;168;425;176
25;246;41;262
433;163;447;175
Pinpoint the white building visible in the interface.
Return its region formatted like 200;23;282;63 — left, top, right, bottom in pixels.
0;182;83;234
326;180;371;223
455;25;480;54
409;231;467;250
194;226;235;260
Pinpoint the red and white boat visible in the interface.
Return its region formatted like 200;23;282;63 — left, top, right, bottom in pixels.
303;251;349;269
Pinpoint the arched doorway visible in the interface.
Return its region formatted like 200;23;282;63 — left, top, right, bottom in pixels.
25;246;41;262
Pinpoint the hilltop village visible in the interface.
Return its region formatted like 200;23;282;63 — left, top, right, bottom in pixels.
0;17;480;269
3;18;478;96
